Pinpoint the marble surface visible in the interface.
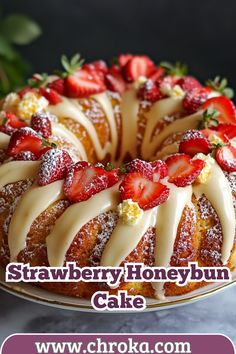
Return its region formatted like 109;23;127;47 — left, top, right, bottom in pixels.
1;286;236;346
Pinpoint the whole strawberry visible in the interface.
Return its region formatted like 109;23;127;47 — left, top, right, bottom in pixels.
31;112;52;139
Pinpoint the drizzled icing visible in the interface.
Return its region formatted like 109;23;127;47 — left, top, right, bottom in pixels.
9;180;64;261
0;83;235;299
46;184;120;267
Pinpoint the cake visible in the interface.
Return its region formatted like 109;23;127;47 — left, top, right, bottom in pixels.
0;53;236;300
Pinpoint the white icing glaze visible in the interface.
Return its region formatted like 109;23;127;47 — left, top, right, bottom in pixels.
49;97;113;161
46;184;120;267
0;161;40;189
9;180;64;261
51;122;87;160
153;182;193;299
101;208;157;267
0;132;10;149
193;161;236;265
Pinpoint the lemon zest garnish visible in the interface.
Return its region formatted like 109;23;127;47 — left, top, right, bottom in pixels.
193;153;215;184
17;92;49;120
117;199;144;225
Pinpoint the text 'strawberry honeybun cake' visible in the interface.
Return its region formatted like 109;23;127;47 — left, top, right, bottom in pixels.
0;53;236;300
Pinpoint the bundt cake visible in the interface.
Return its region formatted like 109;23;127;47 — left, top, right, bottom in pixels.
0;53;236;300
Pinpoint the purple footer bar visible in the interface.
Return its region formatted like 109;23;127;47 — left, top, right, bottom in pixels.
1;334;235;354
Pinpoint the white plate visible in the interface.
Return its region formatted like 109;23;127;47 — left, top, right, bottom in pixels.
0;268;235;312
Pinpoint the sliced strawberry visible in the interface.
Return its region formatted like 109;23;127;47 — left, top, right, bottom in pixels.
18;87;36;99
217;124;236;140
166;153;205;187
105;65;126;93
119;172;169;210
7;127;43;157
216;145;236;172
149;67;165;83
201;128;229;143
118;54;133;67
39;87;62;105
177;76;202;91
38;149;73;186
83;60;108;75
48;79;65;95
31;112;52;139
106;168;121;187
14;151;38;161
137;79;163;102
179;130;211;156
151;160;168;181
65;69;106;98
64;163;109;202
123;55;155;82
125;158;153;179
183;87;210;114
1;111;26;129
202;96;236;124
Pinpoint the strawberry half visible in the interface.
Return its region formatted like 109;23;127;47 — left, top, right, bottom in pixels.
217;124;236;140
177;76;202;91
119;172;170;210
105;65;126;93
64;163;109;202
118;54;133;67
123;55;155;82
202;96;236;124
48;79;65;95
14;151;38;161
31;112;52;139
125;158;153;179
166;153;205;187
151;160;168;181
137;79;163;102
38;149;73;186
106;168;122;187
216;145;236;172
149;67;165;83
179;130;211;157
7;127;43;157
201;128;229;143
39;87;62;105
4;112;26;129
65;69;106;98
183;87;210;114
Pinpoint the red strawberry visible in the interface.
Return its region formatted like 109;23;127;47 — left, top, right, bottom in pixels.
217;124;236;140
18;87;36;99
216;145;236;172
39;87;62;105
83;60;108;75
183;87;210;114
48;79;65;95
105;65;126;93
137;79;163;102
123;55;155;82
38;149;73;186
31;112;52;139
119;172;169;210
7;128;43;157
37;146;52;159
179;130;211;156
157;75;179;91
118;54;133;67
202;96;236;124
106;168;121;187
65;69;106;98
125;158;153;179
166;153;205;187
0;111;26;129
151;160;168;181
14;151;38;161
64;163;109;202
177;76;202;91
149;67;165;83
201;128;229;143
